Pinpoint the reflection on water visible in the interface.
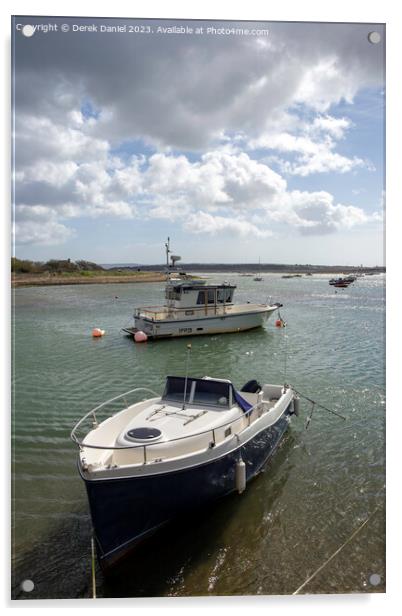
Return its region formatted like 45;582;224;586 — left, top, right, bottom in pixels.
12;274;385;598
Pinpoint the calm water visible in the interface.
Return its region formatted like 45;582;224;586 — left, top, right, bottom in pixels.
11;273;386;599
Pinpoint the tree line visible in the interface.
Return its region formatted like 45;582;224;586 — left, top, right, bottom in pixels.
11;258;104;274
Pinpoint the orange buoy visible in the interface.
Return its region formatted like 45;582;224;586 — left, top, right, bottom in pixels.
134;330;148;343
92;328;105;337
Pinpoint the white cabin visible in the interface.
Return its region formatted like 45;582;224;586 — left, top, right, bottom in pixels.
165;281;236;309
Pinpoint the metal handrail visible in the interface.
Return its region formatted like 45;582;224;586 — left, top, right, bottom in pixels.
135;303;272;314
134;304;274;322
70;387;159;447
71;388;290;453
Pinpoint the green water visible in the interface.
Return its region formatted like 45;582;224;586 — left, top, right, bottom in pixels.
11;274;385;598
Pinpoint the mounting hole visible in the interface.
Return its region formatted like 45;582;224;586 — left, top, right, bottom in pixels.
22;25;35;37
368;31;381;44
21;579;34;592
369;573;381;586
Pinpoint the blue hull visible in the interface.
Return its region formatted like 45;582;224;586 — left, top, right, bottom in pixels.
83;406;293;569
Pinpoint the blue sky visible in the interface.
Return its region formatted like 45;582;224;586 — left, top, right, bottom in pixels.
12;18;385;265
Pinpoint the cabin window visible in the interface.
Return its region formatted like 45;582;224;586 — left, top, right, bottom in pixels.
217;288;233;303
197;291;206;304
166;287;181;301
207;289;215;304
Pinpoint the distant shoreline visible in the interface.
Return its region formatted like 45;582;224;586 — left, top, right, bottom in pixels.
11;272;167;287
11;265;384;288
113;264;385;274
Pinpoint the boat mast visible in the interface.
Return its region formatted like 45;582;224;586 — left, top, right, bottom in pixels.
165;237;171;269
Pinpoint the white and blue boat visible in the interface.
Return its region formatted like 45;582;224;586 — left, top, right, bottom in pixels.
71;373;299;569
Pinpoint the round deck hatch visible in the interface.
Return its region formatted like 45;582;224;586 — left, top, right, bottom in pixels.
125;427;162;443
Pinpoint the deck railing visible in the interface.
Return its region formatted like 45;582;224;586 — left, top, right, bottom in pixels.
134;303;273;322
70;387;160;448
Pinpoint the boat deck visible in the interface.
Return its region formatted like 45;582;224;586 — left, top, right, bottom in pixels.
73;383;290;474
122;326;141;336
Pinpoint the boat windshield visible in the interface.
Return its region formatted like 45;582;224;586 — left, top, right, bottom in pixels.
162;376;231;407
162;376;193;403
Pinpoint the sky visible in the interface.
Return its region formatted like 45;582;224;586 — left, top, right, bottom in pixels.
12;17;385;266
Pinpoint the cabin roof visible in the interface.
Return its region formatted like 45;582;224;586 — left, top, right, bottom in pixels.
164;375;233;386
169;283;236;291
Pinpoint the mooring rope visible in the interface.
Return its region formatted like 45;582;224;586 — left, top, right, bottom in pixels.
284;333;288;384
292;502;383;595
91;535;97;599
292;388;347;421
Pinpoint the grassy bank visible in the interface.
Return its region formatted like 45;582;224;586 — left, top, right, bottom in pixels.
12;271;167;287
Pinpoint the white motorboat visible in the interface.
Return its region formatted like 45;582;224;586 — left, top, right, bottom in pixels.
123;279;282;338
71;371;299;569
123;240;282;339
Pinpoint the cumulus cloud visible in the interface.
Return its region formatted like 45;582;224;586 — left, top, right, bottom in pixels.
14;20;384;150
14;221;74;245
12;18;384;247
309;115;352;139
14;205;75;245
184;212;273;238
271;190;375;234
13;126;379;244
248;114;371;176
280;151;368;177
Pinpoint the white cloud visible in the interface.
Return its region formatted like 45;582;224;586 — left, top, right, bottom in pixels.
15;22;384;151
14;137;379;245
14;221;74;245
18;160;78;187
309;115;351;139
270;190;379;234
184;212;273;238
13;21;384;248
15;115;109;167
14;205;75;245
247;110;372;177
280;151;368;177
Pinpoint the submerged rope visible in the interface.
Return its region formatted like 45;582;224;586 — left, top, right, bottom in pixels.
305;401;316;430
91;535;97;599
292;504;382;594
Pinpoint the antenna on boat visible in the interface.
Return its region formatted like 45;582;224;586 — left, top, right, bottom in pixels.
182;343;192;410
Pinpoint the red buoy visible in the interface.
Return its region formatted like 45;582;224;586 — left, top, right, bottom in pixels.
134;330;148;343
